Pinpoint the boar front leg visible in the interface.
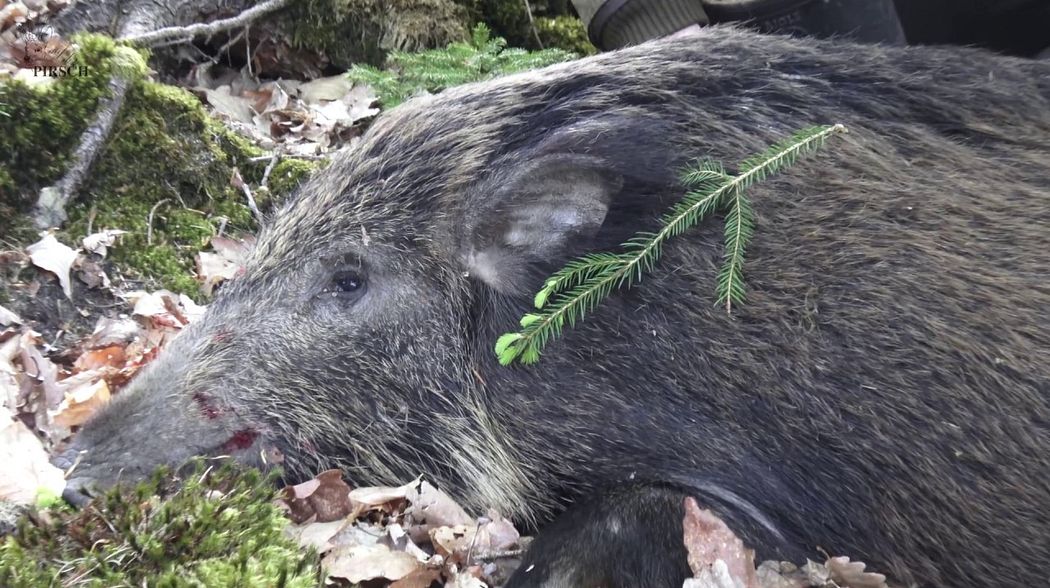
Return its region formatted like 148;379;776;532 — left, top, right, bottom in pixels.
504;485;693;588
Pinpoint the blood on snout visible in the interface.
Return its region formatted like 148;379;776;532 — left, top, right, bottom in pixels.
192;391;225;420
221;429;259;452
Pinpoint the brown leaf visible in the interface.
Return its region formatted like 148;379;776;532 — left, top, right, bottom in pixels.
389;567;443;588
0;305;22;327
75;257;110;289
285;519;351;552
755;561;807;588
429;524;474;564
50;377;110;428
683;497;759;588
349;476;421;510
323;543;422;583
73;345;126;373
81;229;127;258
279;469;353;523
407;480;473;528
825;556;889;588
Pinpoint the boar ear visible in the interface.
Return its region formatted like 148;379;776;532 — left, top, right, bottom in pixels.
460;153;624;294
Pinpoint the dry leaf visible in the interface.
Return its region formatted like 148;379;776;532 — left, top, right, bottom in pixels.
298;75;354;102
76;257;110;289
26;233;78;299
81;229;127;257
825;556;889;588
754;561;807;588
0;411;66;504
203;85;256;124
285;519;351;552
407;480;473;527
389;567;444;588
1;335;21;411
50;377;110;428
73;344;126;373
0;305;22;326
18;330;62;408
683;497;759;588
85;316;142;348
280;469;353;523
349;476;422;507
323;543;422;583
448;571;488;588
686;560;748;588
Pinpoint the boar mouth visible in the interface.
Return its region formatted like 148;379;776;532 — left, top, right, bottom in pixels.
52;425;267;508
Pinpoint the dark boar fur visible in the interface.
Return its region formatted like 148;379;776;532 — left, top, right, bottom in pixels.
54;26;1049;588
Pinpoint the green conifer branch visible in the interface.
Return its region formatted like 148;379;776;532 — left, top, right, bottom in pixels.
496;123;848;366
348;24;576;108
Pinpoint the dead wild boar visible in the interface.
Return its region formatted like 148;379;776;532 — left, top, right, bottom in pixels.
53;26;1049;588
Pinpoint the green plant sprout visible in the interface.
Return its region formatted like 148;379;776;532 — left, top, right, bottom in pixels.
496;123;848;366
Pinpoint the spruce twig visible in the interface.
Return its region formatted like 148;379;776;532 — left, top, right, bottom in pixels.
496;124;848;366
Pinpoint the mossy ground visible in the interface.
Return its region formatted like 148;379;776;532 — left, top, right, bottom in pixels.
454;0;596;55
0;35;121;244
0;464;320;587
61;79;264;298
286;0;473;68
284;0;592;71
0;34;320;298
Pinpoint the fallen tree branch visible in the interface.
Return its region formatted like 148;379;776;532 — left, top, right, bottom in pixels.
122;0;292;47
34;75;132;228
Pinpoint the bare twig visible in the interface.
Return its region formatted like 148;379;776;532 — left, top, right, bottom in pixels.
244;24;253;77
215;216;229;238
214;28;247;63
474;547;528;562
232;169;263;224
260;152;280;191
121;0;292;47
85;205;97;235
147;198;171;246
465;521;483;565
522;0;544;49
248;153;326;162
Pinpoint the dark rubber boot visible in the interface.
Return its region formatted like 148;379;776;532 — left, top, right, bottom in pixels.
575;0;710;50
703;0;906;44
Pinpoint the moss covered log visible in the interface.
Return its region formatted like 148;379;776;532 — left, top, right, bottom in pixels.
0;35;320;297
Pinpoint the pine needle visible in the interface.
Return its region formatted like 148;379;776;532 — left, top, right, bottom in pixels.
347;24;575;108
496;124;848;366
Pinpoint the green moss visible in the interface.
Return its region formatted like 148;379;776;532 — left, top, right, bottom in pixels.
535;15;597;56
59;80;266;298
0;34;123;238
0;35;274;297
286;0;471;68
266;158;320;201
0;463;319;587
453;0;588;52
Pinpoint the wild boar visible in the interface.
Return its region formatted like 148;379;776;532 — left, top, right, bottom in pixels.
54;26;1050;588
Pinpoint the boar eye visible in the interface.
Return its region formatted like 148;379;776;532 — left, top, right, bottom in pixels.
322;270;366;300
